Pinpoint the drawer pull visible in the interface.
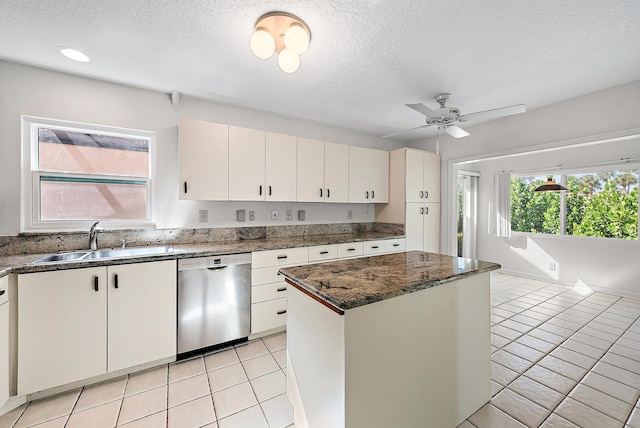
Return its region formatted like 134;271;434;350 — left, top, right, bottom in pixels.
371;245;379;249
347;248;356;252
277;255;288;260
393;243;400;247
0;290;5;296
277;287;287;292
277;310;287;315
320;251;329;255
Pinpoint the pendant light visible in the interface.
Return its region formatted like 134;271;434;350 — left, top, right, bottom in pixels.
250;12;311;73
534;176;568;192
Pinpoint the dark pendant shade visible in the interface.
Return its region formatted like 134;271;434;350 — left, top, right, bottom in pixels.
534;178;568;192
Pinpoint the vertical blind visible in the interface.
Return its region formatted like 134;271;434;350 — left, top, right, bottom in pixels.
495;171;511;238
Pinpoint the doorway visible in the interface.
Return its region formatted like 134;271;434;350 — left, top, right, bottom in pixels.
456;171;479;258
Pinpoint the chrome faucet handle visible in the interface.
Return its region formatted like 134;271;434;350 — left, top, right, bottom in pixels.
120;239;137;249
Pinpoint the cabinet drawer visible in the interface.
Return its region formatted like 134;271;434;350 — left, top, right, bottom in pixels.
385;238;406;253
308;244;338;263
337;242;364;259
252;247;308;269
251;298;287;334
252;282;288;304
363;240;386;256
252;266;292;286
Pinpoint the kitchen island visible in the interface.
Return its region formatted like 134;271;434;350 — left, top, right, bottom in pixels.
279;251;501;428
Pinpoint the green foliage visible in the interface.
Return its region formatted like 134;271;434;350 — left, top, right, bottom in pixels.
511;170;639;240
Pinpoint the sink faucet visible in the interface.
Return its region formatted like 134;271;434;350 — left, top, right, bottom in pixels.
120;239;136;249
89;221;101;250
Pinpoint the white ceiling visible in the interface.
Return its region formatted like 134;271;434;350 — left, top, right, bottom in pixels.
1;0;639;142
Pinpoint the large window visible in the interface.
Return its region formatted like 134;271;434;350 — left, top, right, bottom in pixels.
511;168;639;240
22;116;155;231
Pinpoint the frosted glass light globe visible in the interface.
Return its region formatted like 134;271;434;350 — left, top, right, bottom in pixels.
250;29;275;59
278;49;300;73
284;24;309;55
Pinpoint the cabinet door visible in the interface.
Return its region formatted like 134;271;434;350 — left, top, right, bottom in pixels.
229;126;266;201
324;142;349;203
405;203;425;251
348;146;370;203
108;261;177;372
423;203;441;253
0;276;8;408
405;149;425;203
266;132;297;201
297;137;325;202
178;119;229;201
369;149;389;203
423;151;441;202
18;268;107;395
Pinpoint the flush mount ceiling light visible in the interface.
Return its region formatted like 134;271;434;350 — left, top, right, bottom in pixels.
534;176;568;192
59;47;90;62
250;12;310;73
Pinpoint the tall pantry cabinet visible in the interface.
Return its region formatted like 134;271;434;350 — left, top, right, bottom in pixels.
375;148;440;252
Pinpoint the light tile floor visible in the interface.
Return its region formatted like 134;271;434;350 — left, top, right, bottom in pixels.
3;272;640;427
0;332;293;428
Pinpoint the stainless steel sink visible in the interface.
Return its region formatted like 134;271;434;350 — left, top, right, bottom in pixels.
32;251;91;263
83;245;184;260
32;246;185;263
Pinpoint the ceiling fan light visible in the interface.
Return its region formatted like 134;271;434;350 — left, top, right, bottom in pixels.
284;23;309;55
250;28;275;59
278;48;300;73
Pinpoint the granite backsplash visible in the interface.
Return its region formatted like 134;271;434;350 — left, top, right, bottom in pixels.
0;223;404;257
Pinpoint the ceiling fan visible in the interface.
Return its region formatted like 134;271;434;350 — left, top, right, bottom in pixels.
384;93;526;139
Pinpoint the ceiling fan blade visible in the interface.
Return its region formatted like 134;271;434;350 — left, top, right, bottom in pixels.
382;124;432;139
444;125;470;139
459;104;526;123
406;103;438;118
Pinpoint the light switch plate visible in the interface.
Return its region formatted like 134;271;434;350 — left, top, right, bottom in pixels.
236;210;246;222
298;210;306;221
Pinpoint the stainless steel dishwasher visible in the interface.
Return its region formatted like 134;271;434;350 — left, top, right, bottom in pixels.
177;253;251;358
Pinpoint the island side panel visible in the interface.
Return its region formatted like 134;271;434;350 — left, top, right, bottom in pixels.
343;273;491;428
287;285;346;428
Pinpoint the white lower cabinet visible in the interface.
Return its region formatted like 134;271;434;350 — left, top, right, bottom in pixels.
406;202;440;253
17;261;176;395
0;276;10;408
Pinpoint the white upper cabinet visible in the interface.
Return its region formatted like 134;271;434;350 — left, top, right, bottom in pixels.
324;142;349;203
266;132;297;201
297;137;325;202
405;148;440;203
297;139;349;203
229;126;266;201
178;118;229;201
348;146;389;203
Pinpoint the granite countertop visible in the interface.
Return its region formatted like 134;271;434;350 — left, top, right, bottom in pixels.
0;232;403;277
279;251;501;315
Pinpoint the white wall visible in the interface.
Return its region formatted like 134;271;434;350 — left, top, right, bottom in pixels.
409;80;640;296
0;60;404;236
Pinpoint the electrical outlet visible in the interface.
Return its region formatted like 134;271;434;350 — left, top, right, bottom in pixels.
286;210;293;220
249;211;255;221
298;210;306;221
347;209;353;219
199;210;208;222
271;210;278;220
549;262;556;271
236;210;246;222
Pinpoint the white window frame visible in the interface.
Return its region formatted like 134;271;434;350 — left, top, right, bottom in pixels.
21;115;157;232
509;163;640;241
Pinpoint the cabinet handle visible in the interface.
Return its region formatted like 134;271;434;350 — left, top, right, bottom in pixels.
277;255;288;260
365;191;369;199
327;188;330;198
277;310;287;315
320;188;323;197
320;251;329;255
425;190;429;199
184;181;188;194
259;185;262;196
277;287;287;292
269;185;272;196
425;206;429;215
371;190;375;199
0;290;5;296
393;243;400;247
420;207;424;215
94;276;99;292
419;190;424;198
114;274;119;289
371;245;379;249
347;248;356;252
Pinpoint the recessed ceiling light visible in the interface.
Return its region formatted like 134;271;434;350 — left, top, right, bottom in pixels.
59;47;90;62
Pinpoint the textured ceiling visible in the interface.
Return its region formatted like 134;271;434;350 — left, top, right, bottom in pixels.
1;0;639;141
